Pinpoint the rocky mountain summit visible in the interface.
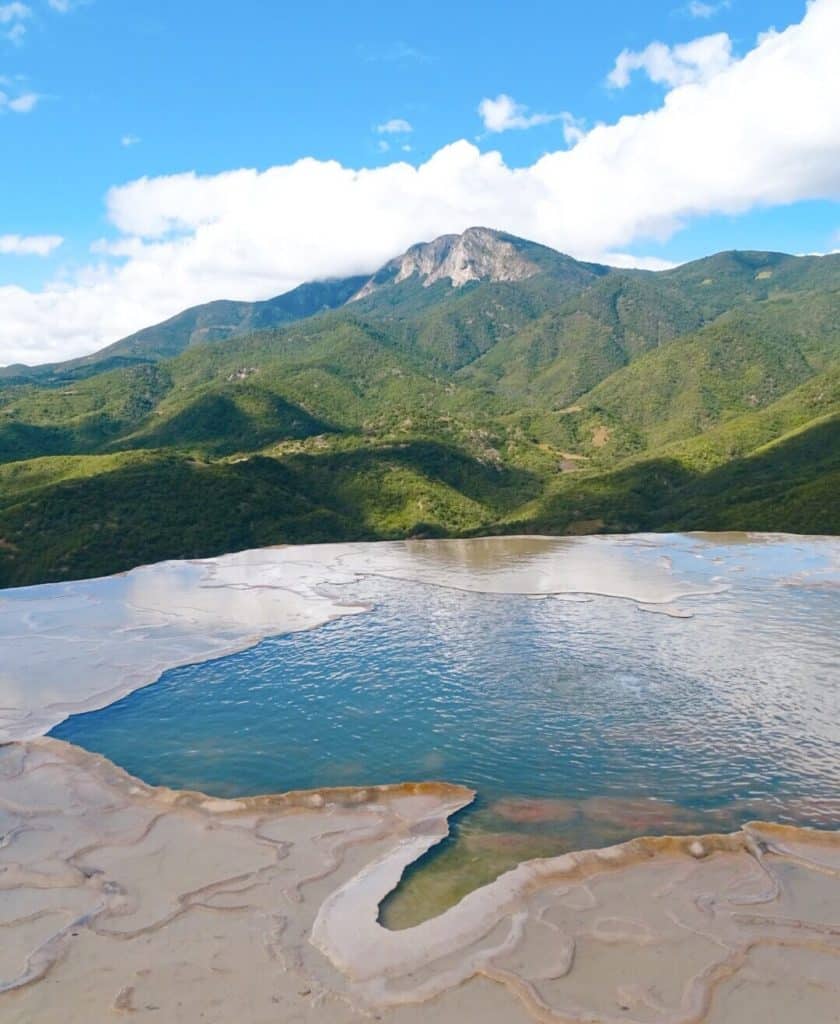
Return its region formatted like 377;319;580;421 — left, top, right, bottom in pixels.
350;227;542;300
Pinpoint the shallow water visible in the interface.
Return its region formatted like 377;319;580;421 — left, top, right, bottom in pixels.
48;534;840;925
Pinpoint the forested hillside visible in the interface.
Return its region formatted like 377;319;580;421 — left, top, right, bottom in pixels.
1;228;837;587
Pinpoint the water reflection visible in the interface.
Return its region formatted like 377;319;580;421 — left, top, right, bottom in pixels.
48;537;840;923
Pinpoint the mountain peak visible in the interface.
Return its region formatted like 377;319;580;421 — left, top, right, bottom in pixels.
349;227;541;301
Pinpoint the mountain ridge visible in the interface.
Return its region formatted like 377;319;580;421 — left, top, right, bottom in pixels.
2;227;613;379
4;228;837;381
0;227;837;587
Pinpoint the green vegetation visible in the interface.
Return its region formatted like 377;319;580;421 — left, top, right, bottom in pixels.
1;231;837;588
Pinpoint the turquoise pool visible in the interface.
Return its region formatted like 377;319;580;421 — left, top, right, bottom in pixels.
49;535;840;923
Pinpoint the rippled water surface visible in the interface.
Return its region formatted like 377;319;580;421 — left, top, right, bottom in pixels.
51;535;840;925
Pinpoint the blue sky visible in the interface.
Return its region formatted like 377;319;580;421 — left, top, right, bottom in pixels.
1;0;838;364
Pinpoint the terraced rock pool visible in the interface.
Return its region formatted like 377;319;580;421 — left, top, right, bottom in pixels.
48;534;840;926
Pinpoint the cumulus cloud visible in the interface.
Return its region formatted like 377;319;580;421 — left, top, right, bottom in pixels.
607;32;733;88
376;118;412;134
0;2;28;19
0;1;29;44
0;88;38;113
121;134;141;147
686;0;730;17
478;94;585;144
602;252;678;272
0;234;63;256
478;93;559;132
2;0;839;365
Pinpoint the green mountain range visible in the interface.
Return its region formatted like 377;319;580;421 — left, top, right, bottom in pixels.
1;226;837;587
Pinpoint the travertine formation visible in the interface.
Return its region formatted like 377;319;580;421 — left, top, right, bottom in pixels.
1;739;838;1023
2;534;838;1022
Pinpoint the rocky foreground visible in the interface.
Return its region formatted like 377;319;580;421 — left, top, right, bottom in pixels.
1;738;838;1024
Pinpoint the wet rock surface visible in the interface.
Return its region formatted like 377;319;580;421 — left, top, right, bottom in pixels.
1;739;838;1023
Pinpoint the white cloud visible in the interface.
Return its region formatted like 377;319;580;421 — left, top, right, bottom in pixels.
558;113;587;147
608;32;733;89
47;0;73;10
0;1;29;44
0;2;29;22
6;90;38;112
0;88;38;113
121;134;141;147
376;118;412;134
479;93;558;132
478;94;584;144
602;252;679;272
0;234;63;256
686;0;730;17
1;0;839;366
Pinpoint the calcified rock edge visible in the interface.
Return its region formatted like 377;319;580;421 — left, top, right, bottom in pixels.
0;739;837;1023
1;535;839;1021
